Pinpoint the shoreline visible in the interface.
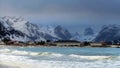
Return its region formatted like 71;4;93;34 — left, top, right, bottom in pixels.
0;45;119;48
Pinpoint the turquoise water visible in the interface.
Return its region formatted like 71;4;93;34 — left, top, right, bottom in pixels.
10;47;120;56
0;47;120;68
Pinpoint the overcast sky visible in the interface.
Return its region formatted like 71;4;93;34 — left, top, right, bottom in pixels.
0;0;120;33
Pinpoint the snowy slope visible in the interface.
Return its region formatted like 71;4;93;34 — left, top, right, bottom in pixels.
38;25;72;40
0;17;29;42
3;16;38;36
2;16;46;41
39;25;60;39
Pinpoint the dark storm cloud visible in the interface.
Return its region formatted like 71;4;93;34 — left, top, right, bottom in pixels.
1;0;120;33
0;0;120;28
1;0;120;15
79;0;120;15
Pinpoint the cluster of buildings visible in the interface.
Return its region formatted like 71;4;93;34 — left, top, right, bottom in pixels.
0;39;120;48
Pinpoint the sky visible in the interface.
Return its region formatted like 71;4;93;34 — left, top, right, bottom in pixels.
0;0;120;34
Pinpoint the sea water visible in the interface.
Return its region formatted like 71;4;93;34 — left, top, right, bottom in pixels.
0;47;120;68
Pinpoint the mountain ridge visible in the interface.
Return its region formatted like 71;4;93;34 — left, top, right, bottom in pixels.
0;16;73;41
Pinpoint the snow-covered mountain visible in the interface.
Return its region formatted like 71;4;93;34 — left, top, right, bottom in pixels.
0;17;29;42
81;27;97;42
71;27;97;42
39;25;60;41
2;16;108;42
39;25;72;40
54;25;72;40
2;16;45;41
94;24;120;42
0;16;72;41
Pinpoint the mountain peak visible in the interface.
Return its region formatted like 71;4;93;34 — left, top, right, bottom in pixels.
2;16;27;24
54;25;72;40
55;25;63;30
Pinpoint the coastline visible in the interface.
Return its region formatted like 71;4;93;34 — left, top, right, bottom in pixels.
0;45;119;48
